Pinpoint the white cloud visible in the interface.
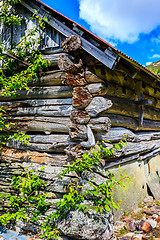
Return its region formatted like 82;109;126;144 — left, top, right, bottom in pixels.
150;54;160;59
151;35;160;44
79;0;160;43
146;62;152;66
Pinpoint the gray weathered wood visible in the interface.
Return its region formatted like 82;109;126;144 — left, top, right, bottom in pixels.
69;123;87;140
86;83;108;96
1;99;72;117
80;126;96;148
85;71;104;83
0;147;68;166
9;117;70;134
96;127;160;143
86;97;112;117
89;117;111;132
96;127;135;142
0;86;73;100
32;70;62;86
58;55;83;73
104;96;160;121
20;0;118;69
5;105;72;117
104;154;140;169
41;53;69;67
6;134;73;152
103;113;160;131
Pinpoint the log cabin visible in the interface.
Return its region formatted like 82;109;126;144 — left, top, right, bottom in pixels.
0;0;160;238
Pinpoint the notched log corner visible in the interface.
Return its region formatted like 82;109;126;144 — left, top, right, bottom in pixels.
86;83;108;96
69;123;87;141
70;109;90;124
61;72;87;86
72;87;93;109
86;97;113;117
58;55;83;73
62;35;82;53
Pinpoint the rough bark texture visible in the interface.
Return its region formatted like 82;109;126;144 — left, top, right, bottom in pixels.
62;35;82;53
72;86;93;109
61;72;87;86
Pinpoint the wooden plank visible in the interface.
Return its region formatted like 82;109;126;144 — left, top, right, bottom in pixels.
20;0;118;69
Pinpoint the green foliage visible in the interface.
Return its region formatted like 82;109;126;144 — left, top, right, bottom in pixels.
0;0;22;26
0;2;131;240
0;139;131;240
0;0;50;146
0;167;50;226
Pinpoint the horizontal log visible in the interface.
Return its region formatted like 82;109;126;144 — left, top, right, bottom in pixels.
41;53;69;68
5;134;73;153
31;70;62;86
96;127;160;142
1;98;73;107
112;140;160;158
8;117;70;134
89;117;111;132
0;147;68;166
4;105;72;117
105;96;160;121
105;154;140;169
86;83;108;96
96;127;135;142
103;113;160;131
92;65;160;100
58;55;83;73
85;71;104;83
0;86;73;101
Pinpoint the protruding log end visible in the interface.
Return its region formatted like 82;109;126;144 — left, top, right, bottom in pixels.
71;109;90;124
61;72;87;86
72;87;93;109
62;35;82;53
58;55;83;73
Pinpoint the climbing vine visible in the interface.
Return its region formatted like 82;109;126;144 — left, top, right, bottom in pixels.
0;0;50;145
0;1;131;240
0;138;131;240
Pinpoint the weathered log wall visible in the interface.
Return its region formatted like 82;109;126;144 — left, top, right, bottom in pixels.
1;34;160;236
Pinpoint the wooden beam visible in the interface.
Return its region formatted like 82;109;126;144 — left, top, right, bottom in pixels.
2;50;29;67
20;0;118;70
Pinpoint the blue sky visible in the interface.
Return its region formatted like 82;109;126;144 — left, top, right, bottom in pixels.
42;0;160;66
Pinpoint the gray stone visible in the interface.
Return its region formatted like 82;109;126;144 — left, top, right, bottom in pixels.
146;219;157;228
57;207;115;240
147;172;160;199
